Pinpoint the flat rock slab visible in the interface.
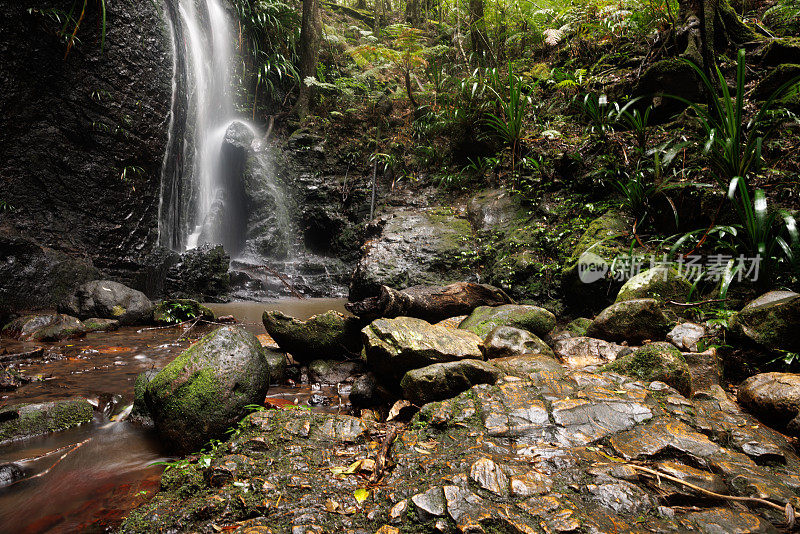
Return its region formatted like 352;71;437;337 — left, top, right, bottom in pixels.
553;336;624;368
121;367;800;533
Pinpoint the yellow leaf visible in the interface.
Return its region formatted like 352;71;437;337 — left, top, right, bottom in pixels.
354;488;369;504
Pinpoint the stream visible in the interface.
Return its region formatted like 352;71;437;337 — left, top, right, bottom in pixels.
0;299;348;533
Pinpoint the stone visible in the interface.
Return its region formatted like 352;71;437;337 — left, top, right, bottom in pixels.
164;245;230;302
483;326;554;359
1;314;86;341
349;372;394;407
682;349;721;394
264;348;288;384
152;299;215;325
738;373;800;436
400;360;503;405
132;369;159;417
459;304;556;339
654;460;728;497
554;336;624;368
754;64;800;100
469;457;509;495
348;208;478;301
363;316;484;383
307;359;364;384
615;266;691;304
0;463;25;488
667;322;706;351
262;310;362;363
60;280;153;325
551;317;593;342
144;326;271;452
602;342;692;396
411;487;446;519
0;398;94;445
684;508;777;533
729;291;800;353
81;318;120;333
586;298;671;343
489;353;565;381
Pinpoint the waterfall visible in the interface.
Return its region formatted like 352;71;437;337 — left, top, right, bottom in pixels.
158;0;259;257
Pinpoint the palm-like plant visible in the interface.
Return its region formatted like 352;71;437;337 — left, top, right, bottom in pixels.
485;65;532;175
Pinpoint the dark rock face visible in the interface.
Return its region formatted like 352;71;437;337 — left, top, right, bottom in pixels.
144;326;271;453
0;463;25;488
603;342;692;396
349;372;394;408
164;245;231;301
60;280;153;325
738;372;800;436
0;0;173;307
400;360;503;405
2;314;86;341
729;291;800;353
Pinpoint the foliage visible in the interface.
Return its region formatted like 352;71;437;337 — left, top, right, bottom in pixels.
485;65;533;171
28;0;107;58
576;92;617;138
159;301;202;325
616;101;651;153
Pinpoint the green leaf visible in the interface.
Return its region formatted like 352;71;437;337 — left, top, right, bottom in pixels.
354;488;370;504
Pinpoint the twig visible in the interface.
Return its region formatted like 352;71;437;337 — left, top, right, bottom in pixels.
667;298;727;307
630;464;794;521
137;320;195;333
7;437;92;488
262;264;305;300
369;426;399;484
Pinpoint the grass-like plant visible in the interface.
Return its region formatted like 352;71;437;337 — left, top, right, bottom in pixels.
485;65;532;174
576;92;617;138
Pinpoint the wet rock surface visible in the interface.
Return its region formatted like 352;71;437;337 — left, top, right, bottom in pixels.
738;372;800;435
262;310;363;363
121;366;800;533
615;266;692;304
603;341;692;396
0;398;94;445
60;280;154;325
587;298;672;343
400;359;503;405
553;335;625;368
1;314;87;342
729;291;800;353
459;304;556;339
482;325;554;359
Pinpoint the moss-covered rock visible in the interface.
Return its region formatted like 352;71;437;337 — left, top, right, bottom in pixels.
459;304;556;339
262;310;362;362
483;326;555;359
362;316;484;384
728;291;800;353
153;299;215;325
263;348;288;384
0;398;93;445
400;360;503;405
132;369;159;419
615;266;691;305
307;358;364;384
754;64;800;100
586;298;671;343
760;39;800;67
81;318;120;333
144;326;271;453
60;280;153;325
602;342;691;396
2;314;86;341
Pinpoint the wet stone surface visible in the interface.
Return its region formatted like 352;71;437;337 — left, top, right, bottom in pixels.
121;366;800;533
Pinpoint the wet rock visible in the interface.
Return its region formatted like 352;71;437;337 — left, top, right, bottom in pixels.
363;316;484;383
469;457;509;495
684;508;777;533
553;336;624;368
0;367;29;391
81;318;120;333
615;266;691;304
490;353;565;381
348;209;478;301
738;373;800;435
466;188;520;232
459;304;556;339
2;314;86;341
483;326;554;359
682;349;721;394
610;419;720;460
204;454;254;488
411;486;446;519
350;372;394;408
667;322;706;351
586;298;671;343
587;480;652;514
60;280;153;325
152;299;215;325
132;369;159;418
550;317;593;343
144;326;271;452
603;342;691;396
729;291;800;353
400;360;503;405
307;393;330;406
264;348;288;384
0;463;25;488
164;245;230;302
307;359;364;384
262;310;362;362
0;398;93;445
654;460;728;498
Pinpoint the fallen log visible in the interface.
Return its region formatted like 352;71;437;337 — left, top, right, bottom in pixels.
346;282;513;323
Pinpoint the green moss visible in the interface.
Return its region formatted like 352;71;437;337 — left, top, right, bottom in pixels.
0;399;93;444
603;342;691;396
458;304;556;339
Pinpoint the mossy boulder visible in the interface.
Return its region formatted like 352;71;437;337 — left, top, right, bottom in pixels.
263;348;288;384
602;342;691;396
132;369;159;417
490;353;565;381
153;299;215;325
144;326;271;453
615;266;691;305
586;298;671;344
483;326;555;359
754;64;800;100
2;314;86;341
760;39;800;67
0;398;94;445
362;316;484;384
307;359;364;384
400;360;503;405
262;310;362;362
458;304;556;339
60;280;153;325
81;318;120;333
728;291;800;353
635;58;702;112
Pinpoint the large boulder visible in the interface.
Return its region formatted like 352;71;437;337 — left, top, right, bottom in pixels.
362;317;484;383
401;360;503;405
728;291;800;353
2;314;86;341
349;372;394;408
60;280;153;325
459;304;556;339
0;398;94;445
553;337;625;369
262;310;363;362
144;326;271;452
615;266;691;305
738;373;800;436
586;299;671;343
602;342;691;396
349;209;478;301
483;326;554;360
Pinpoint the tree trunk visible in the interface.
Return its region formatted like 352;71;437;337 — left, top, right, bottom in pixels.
406;0;419;25
346;282;514;323
468;0;489;61
295;0;322;119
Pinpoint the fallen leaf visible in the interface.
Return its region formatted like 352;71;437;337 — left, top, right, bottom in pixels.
354;488;369;504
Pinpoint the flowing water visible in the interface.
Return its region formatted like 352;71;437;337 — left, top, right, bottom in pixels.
0;299;348;533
